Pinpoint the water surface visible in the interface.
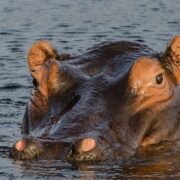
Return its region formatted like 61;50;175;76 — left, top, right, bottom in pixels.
0;0;179;179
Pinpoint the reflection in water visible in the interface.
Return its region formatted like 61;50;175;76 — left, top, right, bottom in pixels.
0;0;179;179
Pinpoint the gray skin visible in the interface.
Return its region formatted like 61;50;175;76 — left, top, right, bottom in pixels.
11;36;180;162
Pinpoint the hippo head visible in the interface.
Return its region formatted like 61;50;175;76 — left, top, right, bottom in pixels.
12;36;180;162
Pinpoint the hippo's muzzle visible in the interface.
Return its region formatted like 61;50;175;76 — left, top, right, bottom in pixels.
12;138;105;162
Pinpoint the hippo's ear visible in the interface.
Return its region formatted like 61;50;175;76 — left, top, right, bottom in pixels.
27;41;60;97
161;35;180;84
27;40;59;71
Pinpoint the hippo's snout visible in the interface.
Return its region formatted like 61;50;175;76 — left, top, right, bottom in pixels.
12;138;104;161
12;138;74;160
12;139;43;160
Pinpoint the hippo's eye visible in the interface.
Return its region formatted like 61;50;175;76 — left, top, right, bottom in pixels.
155;74;163;84
32;78;38;87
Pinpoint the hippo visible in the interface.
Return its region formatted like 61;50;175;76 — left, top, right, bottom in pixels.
12;35;180;162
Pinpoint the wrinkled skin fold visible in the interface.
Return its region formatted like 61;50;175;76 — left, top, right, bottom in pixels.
11;35;180;162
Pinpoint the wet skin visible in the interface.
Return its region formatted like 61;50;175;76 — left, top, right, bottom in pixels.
12;35;180;162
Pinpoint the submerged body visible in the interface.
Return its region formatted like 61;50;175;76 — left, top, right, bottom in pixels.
12;35;180;162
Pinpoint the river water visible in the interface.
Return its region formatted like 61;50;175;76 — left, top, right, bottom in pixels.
0;0;179;179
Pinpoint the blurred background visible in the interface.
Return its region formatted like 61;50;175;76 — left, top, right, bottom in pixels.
0;0;179;179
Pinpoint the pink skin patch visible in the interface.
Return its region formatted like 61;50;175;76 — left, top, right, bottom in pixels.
15;139;26;151
81;138;96;152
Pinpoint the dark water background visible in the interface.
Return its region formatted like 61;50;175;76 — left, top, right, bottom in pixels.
0;0;179;179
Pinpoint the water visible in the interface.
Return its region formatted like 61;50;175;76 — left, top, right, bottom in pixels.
0;0;179;179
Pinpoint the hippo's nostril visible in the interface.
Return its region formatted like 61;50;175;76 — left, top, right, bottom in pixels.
81;138;97;152
12;139;43;160
76;138;97;153
69;138;105;162
15;139;26;152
